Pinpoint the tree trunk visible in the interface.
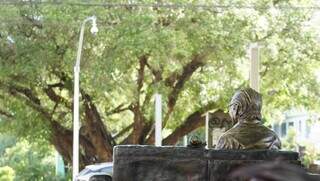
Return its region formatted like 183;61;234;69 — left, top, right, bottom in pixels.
163;109;232;145
50;121;97;168
82;93;115;162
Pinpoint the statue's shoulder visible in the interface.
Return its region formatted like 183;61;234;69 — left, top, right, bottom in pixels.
217;132;242;149
264;126;279;136
219;128;237;138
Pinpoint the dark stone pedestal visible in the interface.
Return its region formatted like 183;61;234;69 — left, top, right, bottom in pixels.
113;145;300;181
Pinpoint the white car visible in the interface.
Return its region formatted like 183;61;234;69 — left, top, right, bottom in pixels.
76;162;112;181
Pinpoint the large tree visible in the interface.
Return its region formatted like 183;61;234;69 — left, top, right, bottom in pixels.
0;0;320;167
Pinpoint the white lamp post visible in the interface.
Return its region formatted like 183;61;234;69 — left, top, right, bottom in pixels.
73;16;98;181
205;112;212;148
250;43;260;92
154;93;162;146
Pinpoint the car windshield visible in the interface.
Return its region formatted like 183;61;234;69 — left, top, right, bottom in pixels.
100;167;113;174
78;168;92;176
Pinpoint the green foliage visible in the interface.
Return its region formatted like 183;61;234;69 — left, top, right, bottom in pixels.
0;139;63;181
0;0;320;164
282;128;298;151
301;143;320;167
282;128;320;167
0;166;15;181
0;134;16;155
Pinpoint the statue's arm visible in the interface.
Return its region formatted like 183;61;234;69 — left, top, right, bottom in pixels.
216;135;241;150
269;135;281;150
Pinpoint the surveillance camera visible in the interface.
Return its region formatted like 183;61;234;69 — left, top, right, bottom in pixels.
90;25;98;35
90;16;98;35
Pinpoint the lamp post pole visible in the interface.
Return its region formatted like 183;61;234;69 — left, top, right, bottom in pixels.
73;16;98;181
250;43;260;92
155;93;162;146
205;112;212;148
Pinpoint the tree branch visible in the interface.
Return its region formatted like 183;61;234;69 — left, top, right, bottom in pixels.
2;83;54;121
145;53;208;144
163;53;207;126
0;108;13;118
136;55;148;102
163;108;232;145
20;12;43;29
125;55;151;144
47;82;64;88
82;91;116;147
8;84;41;105
51;120;97;166
141;90;153;110
106;103;131;116
50;70;73;92
113;123;134;140
0;81;100;165
145;61;162;83
43;85;72;110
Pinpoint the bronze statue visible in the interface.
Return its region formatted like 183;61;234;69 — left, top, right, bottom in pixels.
216;88;281;150
187;135;206;148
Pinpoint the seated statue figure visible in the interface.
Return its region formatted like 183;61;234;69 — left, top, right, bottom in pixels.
216;88;281;150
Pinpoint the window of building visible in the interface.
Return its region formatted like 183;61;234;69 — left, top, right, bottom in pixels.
273;124;280;135
288;122;294;127
281;122;287;137
299;120;302;132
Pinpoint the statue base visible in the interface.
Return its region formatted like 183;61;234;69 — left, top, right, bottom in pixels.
113;145;300;181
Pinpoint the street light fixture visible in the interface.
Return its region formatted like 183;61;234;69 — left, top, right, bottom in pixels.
73;16;98;181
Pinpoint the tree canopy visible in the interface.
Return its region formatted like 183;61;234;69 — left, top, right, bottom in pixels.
0;0;320;166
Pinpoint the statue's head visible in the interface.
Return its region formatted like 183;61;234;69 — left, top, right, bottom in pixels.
229;88;262;122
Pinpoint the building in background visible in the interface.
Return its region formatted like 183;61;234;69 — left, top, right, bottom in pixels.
272;109;320;150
